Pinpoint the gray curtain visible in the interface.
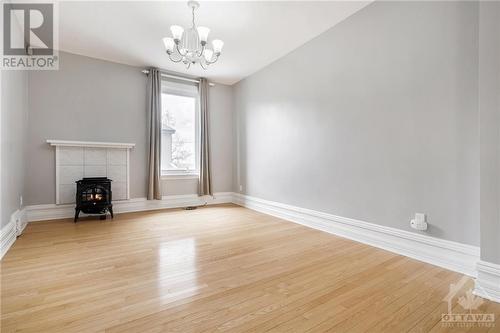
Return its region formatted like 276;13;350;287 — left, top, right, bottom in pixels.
198;78;212;196
147;68;162;200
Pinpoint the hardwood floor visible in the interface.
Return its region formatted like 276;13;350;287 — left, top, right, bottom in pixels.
1;204;499;332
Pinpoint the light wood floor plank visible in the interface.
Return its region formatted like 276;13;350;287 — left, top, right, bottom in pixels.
1;204;499;332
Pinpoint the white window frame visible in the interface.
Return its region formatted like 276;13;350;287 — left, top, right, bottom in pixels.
160;80;200;179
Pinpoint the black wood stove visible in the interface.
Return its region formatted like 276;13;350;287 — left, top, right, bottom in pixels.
75;177;114;222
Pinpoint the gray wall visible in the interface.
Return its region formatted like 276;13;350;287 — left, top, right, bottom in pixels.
1;22;28;227
27;52;233;205
1;70;28;227
234;1;480;245
479;1;500;264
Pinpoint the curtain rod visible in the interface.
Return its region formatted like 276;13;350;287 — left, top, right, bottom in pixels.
141;69;215;86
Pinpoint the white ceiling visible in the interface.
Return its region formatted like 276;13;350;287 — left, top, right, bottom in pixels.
58;1;372;85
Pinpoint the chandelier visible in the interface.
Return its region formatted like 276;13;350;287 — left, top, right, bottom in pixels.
162;1;224;69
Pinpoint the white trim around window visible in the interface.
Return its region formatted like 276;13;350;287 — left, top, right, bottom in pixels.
161;173;199;180
160;78;200;177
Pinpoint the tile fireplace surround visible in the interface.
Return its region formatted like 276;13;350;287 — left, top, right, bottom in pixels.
47;140;135;204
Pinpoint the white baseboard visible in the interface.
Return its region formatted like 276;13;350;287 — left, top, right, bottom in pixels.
233;193;480;277
25;192;234;222
474;261;500;303
1;220;16;260
1;209;27;260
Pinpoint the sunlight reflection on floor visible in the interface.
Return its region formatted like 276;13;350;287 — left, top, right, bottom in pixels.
157;238;203;304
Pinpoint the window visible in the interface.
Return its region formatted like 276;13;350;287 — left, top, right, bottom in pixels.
161;80;199;176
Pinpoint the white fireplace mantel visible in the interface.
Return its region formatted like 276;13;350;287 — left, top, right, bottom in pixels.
47;140;135;204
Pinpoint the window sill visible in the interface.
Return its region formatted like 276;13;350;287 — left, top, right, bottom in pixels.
161;173;199;180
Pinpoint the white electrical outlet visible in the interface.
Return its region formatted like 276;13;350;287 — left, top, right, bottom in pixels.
410;213;428;231
239;185;243;192
19;195;23;208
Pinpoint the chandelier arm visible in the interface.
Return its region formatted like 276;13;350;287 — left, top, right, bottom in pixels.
168;52;183;63
206;54;219;65
176;43;188;57
200;61;208;70
196;43;205;58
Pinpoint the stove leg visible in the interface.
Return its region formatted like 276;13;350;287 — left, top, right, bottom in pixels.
74;209;80;223
109;206;114;219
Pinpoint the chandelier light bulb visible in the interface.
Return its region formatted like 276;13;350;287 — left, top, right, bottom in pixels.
212;39;224;54
197;27;210;44
170;25;184;41
163;37;175;52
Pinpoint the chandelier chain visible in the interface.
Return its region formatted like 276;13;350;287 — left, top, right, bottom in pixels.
192;6;196;27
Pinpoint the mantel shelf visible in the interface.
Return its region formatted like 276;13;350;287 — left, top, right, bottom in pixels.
47;140;135;149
